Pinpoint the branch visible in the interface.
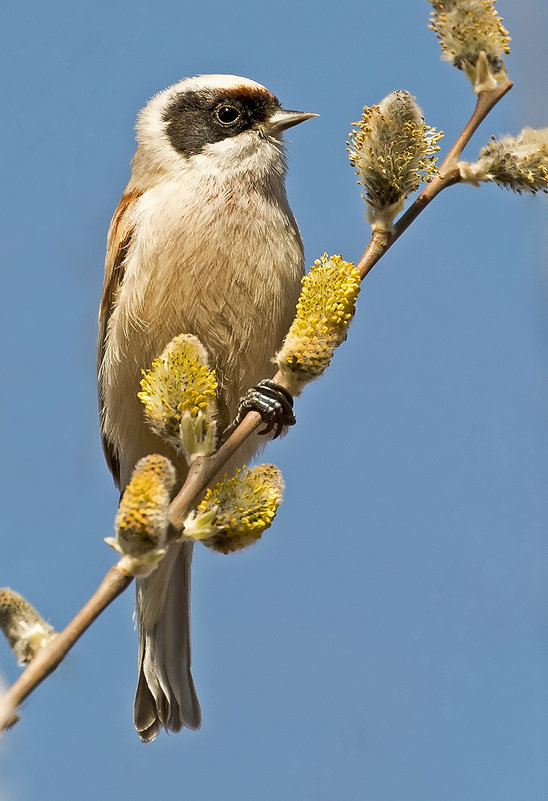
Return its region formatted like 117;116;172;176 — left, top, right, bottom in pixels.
0;567;132;732
171;81;514;521
0;80;513;734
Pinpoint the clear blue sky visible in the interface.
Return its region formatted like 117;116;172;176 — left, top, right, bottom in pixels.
1;1;547;799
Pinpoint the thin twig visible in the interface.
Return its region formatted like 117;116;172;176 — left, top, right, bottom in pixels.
0;567;132;732
168;411;263;527
0;80;513;733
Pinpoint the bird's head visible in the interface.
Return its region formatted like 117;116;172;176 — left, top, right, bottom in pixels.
130;74;317;186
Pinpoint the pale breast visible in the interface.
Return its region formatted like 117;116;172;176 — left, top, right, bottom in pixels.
100;174;304;484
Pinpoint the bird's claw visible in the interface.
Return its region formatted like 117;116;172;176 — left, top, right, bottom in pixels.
225;380;296;440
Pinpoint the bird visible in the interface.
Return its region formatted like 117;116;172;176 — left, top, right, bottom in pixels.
97;74;316;741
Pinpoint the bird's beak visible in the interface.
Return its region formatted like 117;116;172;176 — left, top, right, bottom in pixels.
267;109;319;135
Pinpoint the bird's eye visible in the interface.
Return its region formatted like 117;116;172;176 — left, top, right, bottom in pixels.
215;105;240;125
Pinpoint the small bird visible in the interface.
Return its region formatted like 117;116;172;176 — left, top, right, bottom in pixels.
97;74;315;741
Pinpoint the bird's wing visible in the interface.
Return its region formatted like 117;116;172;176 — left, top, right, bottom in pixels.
97;189;143;487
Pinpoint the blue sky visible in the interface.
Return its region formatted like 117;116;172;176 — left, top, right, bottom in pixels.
1;1;547;799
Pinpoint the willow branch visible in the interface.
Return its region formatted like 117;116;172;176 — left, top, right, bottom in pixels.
170;80;513;520
0;80;513;734
0;567;132;732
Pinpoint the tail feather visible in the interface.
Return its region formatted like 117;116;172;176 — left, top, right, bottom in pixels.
134;540;201;742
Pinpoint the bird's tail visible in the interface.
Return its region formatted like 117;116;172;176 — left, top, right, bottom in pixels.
133;540;201;742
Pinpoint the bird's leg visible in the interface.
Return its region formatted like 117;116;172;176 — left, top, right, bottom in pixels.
222;379;296;441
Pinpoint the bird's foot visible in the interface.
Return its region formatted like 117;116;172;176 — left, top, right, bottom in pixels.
223;380;296;441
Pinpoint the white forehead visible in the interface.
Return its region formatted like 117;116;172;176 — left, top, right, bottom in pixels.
171;74;269;94
136;74;273;144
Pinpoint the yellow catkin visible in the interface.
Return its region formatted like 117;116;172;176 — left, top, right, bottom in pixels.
348;91;443;230
429;0;510;91
114;455;176;556
138;334;217;447
185;465;284;554
0;588;56;664
276;255;361;394
459;128;548;194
